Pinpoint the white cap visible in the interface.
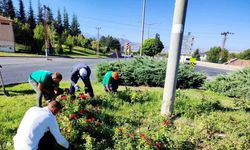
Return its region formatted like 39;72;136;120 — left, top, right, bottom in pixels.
79;68;87;77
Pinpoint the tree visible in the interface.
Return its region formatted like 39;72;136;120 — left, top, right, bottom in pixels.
0;0;7;16
206;47;229;63
65;35;74;53
33;23;45;54
70;14;81;36
153;33;164;54
17;0;25;23
27;0;36;30
63;7;69;33
6;0;15;19
37;0;43;23
192;48;201;61
54;9;63;35
0;0;3;15
111;38;121;51
91;40;97;50
46;6;53;25
238;49;250;60
143;34;164;57
81;38;91;49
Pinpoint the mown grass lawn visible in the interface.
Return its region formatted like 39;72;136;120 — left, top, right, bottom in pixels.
0;82;249;149
0;44;109;58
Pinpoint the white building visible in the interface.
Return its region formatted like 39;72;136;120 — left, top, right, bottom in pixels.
0;15;15;52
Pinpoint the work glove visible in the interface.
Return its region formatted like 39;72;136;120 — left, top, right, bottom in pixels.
74;84;81;91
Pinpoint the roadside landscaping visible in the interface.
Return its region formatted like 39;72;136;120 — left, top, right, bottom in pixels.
0;81;249;149
0;58;249;149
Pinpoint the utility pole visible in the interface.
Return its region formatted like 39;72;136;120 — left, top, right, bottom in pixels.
96;27;101;56
161;0;188;115
43;5;49;59
220;32;234;61
140;0;146;56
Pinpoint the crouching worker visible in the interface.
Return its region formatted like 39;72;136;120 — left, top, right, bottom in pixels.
29;70;63;107
102;71;119;93
69;63;94;97
13;100;69;150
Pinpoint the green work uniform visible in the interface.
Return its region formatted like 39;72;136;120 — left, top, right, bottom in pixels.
102;71;112;86
29;70;58;89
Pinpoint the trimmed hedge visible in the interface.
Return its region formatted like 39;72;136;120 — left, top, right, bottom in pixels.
95;57;206;89
204;67;250;100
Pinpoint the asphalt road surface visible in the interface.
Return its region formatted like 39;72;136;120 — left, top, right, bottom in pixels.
0;57;233;85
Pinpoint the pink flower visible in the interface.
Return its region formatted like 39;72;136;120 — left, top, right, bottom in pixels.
128;133;134;137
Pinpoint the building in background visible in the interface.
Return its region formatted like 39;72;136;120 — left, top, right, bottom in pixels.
0;16;15;52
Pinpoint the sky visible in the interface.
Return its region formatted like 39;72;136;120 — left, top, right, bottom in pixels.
12;0;250;52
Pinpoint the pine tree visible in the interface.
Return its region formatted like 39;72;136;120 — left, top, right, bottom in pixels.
6;0;15;19
1;0;7;16
55;9;63;35
70;14;81;36
18;0;25;23
63;7;69;32
0;0;4;15
37;0;43;23
46;6;53;25
27;0;36;30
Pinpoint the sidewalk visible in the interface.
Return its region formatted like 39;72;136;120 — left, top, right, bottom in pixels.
196;61;244;71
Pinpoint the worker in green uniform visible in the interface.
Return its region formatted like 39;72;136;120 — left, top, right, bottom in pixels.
29;70;63;107
102;71;119;93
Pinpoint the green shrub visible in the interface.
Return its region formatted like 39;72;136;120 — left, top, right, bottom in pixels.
95;57;206;89
204;67;250;100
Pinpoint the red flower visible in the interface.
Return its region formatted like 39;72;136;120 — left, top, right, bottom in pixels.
60;95;67;100
118;128;123;133
79;93;87;100
155;142;162;149
140;133;145;137
91;117;95;122
79;109;89;114
86;119;92;123
163;120;170;126
95;121;101;127
69;114;78;120
85;126;92;132
128;133;134;137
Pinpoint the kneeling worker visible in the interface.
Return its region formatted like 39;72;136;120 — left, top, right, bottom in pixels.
29;70;63;107
102;70;119;93
13;101;69;150
69;63;94;97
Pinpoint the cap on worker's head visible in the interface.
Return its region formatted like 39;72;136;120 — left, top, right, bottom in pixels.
79;68;87;78
112;71;119;80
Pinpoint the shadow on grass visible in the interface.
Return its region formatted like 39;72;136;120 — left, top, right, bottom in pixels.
8;89;35;95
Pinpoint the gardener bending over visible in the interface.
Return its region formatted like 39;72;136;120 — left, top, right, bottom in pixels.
13;100;69;150
29;70;63;107
102;71;119;93
69;63;94;97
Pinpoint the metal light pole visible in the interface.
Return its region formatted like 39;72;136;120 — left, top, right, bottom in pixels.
140;0;146;56
161;0;188;115
96;27;101;56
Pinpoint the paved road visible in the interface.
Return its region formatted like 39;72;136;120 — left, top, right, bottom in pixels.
0;57;119;85
0;57;235;85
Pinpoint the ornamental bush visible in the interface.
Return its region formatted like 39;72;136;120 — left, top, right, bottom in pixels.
204;67;250;101
95;57;206;89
